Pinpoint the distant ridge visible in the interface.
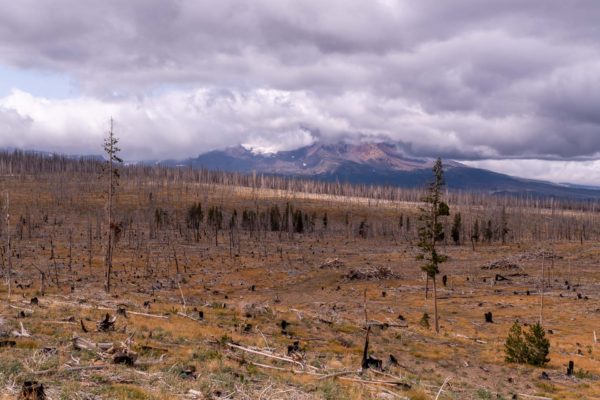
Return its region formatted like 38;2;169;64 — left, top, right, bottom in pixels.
159;142;600;200
3;145;600;200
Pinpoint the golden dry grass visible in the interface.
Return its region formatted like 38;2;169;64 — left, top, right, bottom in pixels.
0;173;599;399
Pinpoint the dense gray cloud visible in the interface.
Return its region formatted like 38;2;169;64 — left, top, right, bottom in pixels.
1;0;600;182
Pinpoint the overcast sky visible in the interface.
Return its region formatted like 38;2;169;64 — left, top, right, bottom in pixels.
1;1;600;184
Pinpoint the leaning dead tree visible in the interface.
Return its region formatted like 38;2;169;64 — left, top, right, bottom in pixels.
103;118;122;293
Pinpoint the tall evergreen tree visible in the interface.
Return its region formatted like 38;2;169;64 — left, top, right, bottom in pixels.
186;202;203;242
293;209;304;233
269;205;281;232
471;218;480;250
500;207;509;244
472;219;479;243
484;220;493;243
417;158;449;333
207;206;223;245
358;219;369;239
451;212;461;245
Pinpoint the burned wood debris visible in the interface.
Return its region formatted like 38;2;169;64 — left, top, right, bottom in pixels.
345;265;399;281
481;259;522;271
517;250;563;261
96;313;117;332
320;258;346;269
19;381;45;400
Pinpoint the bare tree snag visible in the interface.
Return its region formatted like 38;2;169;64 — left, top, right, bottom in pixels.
540;253;545;326
4;192;11;301
88;219;93;277
68;228;74;292
103;118;122;293
567;360;574;376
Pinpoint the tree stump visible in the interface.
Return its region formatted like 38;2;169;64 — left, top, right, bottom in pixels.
180;365;197;379
484;312;493;323
116;304;128;318
113;352;137;366
567;360;574;376
97;313;116;331
363;355;383;370
19;381;45;400
287;341;301;356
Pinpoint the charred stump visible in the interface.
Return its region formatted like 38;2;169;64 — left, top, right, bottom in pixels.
484;312;493;323
19;381;45;400
567;360;574;376
97;313;117;332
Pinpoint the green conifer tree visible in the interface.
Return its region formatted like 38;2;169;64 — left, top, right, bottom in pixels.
417;158;449;333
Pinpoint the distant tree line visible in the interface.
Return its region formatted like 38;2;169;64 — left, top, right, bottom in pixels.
2;149;600;213
2;149;600;244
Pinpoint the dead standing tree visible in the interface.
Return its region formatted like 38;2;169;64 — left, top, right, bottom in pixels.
103;118;122;293
68;228;74;292
4;192;12;301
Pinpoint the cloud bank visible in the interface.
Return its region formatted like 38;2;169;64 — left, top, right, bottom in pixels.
1;1;600;183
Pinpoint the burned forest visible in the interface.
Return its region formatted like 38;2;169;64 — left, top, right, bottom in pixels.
0;150;600;399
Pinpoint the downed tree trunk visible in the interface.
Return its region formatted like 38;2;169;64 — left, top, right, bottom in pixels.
225;342;314;370
72;336;112;353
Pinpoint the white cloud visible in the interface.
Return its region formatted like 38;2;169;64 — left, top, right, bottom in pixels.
0;88;336;159
462;159;600;186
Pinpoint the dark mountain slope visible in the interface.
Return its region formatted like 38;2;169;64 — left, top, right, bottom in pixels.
161;142;600;199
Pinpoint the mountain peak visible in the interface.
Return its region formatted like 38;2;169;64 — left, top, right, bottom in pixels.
189;141;461;175
161;141;600;199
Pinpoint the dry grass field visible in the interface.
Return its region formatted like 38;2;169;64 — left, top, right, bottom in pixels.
1;172;600;399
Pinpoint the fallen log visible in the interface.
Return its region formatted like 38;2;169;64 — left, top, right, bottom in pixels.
177;312;204;322
72;336;112;353
226;342;318;371
318;370;358;380
226;353;319;375
338;376;412;389
45;298;169;320
31;364;109;376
